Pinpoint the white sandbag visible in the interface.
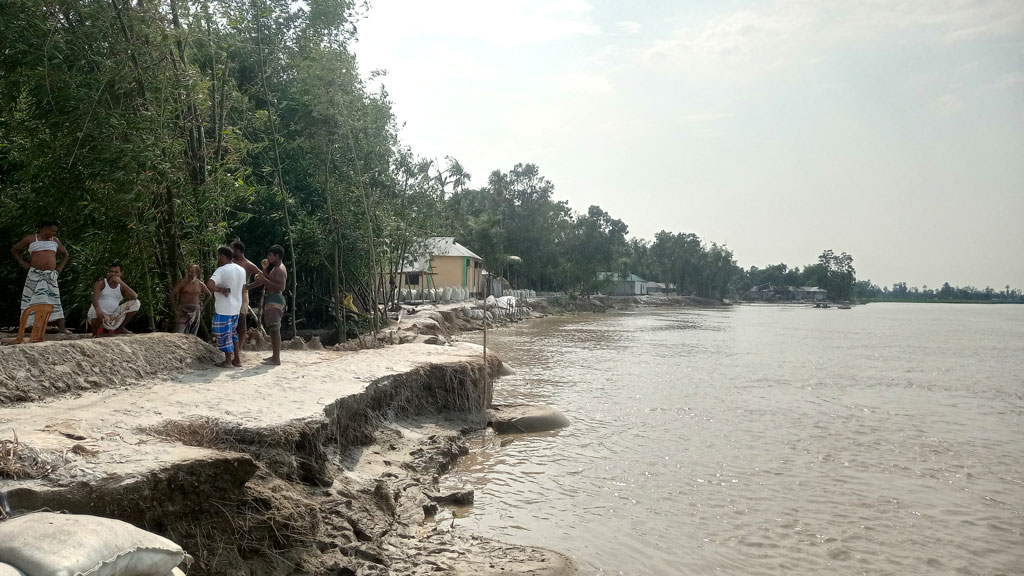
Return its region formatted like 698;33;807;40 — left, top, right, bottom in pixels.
441;287;452;302
495;296;517;310
485;295;497;309
0;563;26;576
0;513;186;576
489;404;571;434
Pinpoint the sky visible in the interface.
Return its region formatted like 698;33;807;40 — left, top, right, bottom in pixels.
353;0;1024;290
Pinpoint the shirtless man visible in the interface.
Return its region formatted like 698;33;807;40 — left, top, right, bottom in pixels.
230;241;261;355
88;262;141;336
11;220;70;332
170;264;211;335
247;244;288;365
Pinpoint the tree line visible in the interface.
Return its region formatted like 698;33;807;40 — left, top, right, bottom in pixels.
446;164;740;300
853;282;1023;303
0;0;743;337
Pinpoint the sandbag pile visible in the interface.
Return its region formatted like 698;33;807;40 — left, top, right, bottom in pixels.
397;286;535;303
399;286;472;302
0;513;189;576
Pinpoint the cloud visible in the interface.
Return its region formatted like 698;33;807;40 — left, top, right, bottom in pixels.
931;94;966;115
359;0;600;48
616;20;642;35
677;112;735;124
639;0;1024;72
989;71;1024;90
556;73;615;95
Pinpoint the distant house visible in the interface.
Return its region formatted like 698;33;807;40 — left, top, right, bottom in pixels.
599;272;649;296
399;237;484;295
745;285;827;302
645;282;669;294
793;286;828;301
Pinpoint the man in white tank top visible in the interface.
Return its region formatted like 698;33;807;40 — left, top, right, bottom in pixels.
88;262;141;336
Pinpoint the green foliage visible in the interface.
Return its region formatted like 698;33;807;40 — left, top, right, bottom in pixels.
447;165;739;299
816;249;856;301
1;0;749;336
0;0;437;329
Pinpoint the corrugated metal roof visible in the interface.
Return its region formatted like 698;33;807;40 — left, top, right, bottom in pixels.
597;272;648;283
400;237;482;273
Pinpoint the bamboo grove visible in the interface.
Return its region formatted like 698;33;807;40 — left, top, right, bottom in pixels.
1;0;749;336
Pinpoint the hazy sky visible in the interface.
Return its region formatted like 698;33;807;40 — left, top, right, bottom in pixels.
355;0;1024;289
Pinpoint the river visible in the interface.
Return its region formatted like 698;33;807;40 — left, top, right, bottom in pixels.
452;303;1024;575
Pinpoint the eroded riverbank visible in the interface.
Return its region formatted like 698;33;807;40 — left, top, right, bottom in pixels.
0;335;575;575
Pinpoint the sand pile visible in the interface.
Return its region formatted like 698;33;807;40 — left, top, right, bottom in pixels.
0;334;220;405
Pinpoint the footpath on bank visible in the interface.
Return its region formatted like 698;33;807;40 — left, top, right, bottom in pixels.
0;328;575;575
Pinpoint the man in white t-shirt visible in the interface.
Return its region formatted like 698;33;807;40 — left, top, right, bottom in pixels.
206;246;247;366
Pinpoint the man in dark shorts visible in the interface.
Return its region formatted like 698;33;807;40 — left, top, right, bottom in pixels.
247;244;287;365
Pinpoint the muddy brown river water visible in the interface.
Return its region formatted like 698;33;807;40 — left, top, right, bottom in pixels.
454;303;1024;575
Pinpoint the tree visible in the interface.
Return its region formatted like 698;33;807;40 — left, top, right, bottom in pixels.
815;250;856;301
564;205;628;295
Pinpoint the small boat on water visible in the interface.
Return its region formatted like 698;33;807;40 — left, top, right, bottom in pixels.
837;304;852;310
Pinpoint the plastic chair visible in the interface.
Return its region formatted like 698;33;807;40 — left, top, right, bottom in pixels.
2;303;54;345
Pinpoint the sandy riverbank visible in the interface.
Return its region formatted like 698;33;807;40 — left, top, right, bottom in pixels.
0;336;575;575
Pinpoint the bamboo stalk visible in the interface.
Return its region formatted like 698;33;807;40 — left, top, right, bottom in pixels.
255;1;299;339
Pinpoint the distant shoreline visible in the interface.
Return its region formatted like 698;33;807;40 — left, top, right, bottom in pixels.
860;298;1023;305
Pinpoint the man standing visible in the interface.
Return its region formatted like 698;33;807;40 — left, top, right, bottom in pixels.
247;244;288;365
88;262;141;335
10;220;69;332
207;246;246;367
170;263;211;335
231;241;262;353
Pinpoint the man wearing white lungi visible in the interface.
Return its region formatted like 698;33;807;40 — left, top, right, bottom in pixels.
88;262;141;335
